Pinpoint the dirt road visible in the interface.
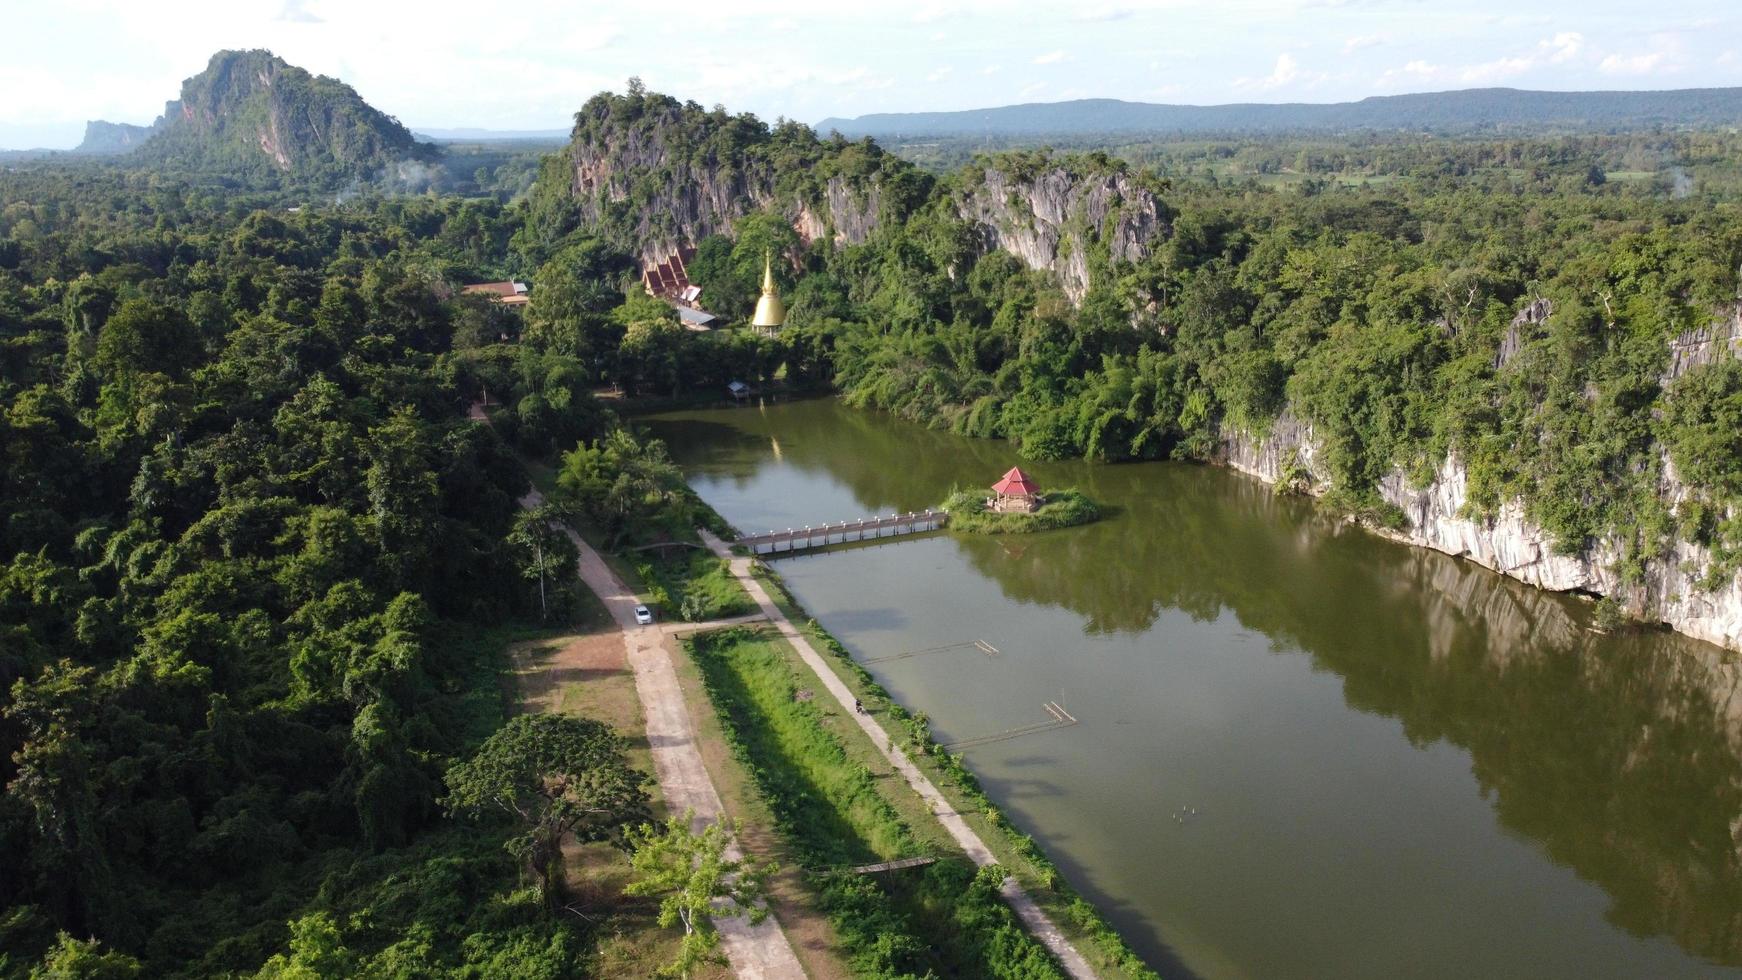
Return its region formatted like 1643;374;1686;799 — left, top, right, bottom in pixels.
520;491;807;980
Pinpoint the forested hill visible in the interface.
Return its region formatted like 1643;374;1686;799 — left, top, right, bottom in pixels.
818;86;1742;138
132;49;436;182
530;86;1168;303
524;85;927;265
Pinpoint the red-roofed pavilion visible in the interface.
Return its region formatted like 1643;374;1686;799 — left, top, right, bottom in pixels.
990;466;1042;513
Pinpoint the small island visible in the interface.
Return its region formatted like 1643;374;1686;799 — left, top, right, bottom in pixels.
943;466;1102;533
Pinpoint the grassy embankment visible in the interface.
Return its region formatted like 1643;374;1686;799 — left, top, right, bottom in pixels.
737;569;1160;980
683;626;1071;979
943;488;1102;534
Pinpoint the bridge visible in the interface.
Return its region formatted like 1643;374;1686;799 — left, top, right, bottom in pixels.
736;509;948;556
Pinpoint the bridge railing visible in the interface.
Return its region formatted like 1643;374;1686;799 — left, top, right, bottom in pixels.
736;509;949;555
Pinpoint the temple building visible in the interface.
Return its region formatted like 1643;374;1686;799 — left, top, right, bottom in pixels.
752;252;786;334
461;280;529;306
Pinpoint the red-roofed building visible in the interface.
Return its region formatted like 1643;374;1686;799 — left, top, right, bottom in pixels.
641;245;699;305
461;281;529;306
990;466;1042;513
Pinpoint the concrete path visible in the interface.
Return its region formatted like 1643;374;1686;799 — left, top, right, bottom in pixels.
699;530;1097;980
519;492;807;980
663;612;770;636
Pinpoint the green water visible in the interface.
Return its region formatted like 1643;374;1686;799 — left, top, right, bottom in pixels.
643;398;1742;980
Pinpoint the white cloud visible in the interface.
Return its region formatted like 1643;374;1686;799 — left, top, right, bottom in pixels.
926;67;953;82
277;0;321;23
1378;55;1534;87
1597;34;1683;76
1074;6;1132;22
1543;31;1582;63
1342;35;1384;55
1033;50;1067;65
1376;32;1598;90
1019;82;1047;98
1236;53;1303;91
980;65;1002;76
1600;51;1666;75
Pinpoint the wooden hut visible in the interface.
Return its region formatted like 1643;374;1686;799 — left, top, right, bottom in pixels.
989;466;1042;513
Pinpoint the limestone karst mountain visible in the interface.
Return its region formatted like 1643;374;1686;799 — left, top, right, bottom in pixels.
131;49;435;180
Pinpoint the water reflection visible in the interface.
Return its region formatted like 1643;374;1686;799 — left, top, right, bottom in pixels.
644;399;1742;972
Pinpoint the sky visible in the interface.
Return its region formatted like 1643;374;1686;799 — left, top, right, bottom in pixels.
1;0;1738;148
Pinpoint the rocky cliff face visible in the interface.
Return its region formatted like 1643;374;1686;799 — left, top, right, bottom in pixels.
561;93;1166;296
568;133;882;265
139;49;431;177
1220;305;1742;653
952;165;1166;302
73;120;157;155
1666;303;1742;380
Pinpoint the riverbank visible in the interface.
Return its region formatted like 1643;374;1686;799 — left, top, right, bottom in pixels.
1218;417;1742;652
694;529;1158;980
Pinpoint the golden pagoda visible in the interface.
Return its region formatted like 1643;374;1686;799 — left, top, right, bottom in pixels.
751;251;786;332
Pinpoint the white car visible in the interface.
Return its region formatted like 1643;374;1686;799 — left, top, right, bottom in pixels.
633;604;654;626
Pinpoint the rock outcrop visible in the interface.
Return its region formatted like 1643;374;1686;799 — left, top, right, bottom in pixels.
568;133;883;265
136;49;433;178
952;165;1166;302
1666;303;1742;381
1219;306;1742;653
559;91;1168;298
73;120;157;155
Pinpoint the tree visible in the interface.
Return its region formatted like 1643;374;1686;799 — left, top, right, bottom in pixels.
253;912;356;980
612;294;684;397
93;299;201;379
625;812;774;979
555;430;690;546
505;505;579;620
29;933;141;980
521;240;626;364
443;715;649;907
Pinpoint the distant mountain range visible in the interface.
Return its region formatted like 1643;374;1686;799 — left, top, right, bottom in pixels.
412;127;570;143
817;87;1742;138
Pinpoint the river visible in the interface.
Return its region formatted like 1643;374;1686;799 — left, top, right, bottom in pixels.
642;397;1742;980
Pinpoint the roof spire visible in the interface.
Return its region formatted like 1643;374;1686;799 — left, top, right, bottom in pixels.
752;248;786;330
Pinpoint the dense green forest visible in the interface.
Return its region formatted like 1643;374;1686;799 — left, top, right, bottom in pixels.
6;77;1742;976
881;129;1742;196
0;156;814;974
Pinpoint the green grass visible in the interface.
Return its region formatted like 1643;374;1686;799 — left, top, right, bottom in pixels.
943;488;1101;534
636;549;752;621
683;627;1068;980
